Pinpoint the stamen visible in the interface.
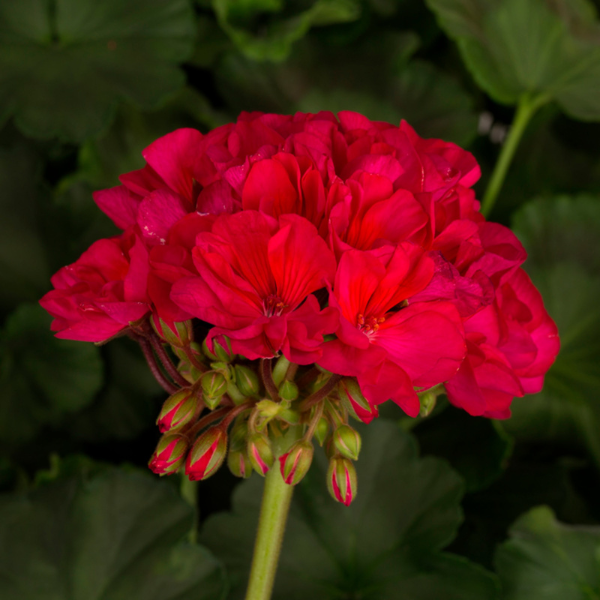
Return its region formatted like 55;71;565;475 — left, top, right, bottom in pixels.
263;294;287;317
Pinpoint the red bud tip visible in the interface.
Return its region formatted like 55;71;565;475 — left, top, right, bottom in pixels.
327;455;357;506
279;441;314;485
149;434;189;476
337;378;379;424
156;389;197;433
247;433;274;476
185;427;227;481
228;449;252;478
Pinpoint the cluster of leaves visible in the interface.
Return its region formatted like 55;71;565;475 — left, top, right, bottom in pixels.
1;0;600;597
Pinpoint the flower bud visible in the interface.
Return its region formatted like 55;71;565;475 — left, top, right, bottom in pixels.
202;335;234;363
247;433;274;476
228;448;252;478
234;365;261;398
230;417;249;449
200;371;228;409
279;441;314;485
185;427;228;481
151;315;193;348
327;455;357;506
227;380;247;406
272;355;291;386
332;425;361;461
419;389;438;417
314;416;329;446
148;434;188;475
337;378;379;424
278;380;298;401
156;389;198;433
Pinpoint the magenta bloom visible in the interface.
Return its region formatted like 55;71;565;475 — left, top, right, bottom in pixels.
171;210;338;363
319;243;466;417
40;109;559;434
39;227;150;342
445;268;560;418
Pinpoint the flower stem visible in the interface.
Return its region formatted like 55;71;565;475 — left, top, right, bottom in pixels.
137;336;178;394
180;476;199;543
299;374;341;411
149;332;191;388
481;93;548;217
244;466;294;600
260;359;280;401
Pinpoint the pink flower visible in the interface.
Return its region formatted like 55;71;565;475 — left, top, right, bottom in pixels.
445;268;559;417
170;210;338;363
39;227;150;342
319;244;466;416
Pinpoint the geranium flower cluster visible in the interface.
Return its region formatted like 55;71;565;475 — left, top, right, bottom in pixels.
40;111;559;505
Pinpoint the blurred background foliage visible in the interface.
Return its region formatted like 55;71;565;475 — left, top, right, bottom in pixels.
1;0;600;598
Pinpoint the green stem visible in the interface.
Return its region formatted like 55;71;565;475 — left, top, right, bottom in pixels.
180;476;199;544
481;93;548;217
244;466;294;600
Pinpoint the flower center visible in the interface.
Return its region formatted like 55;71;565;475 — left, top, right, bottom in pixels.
357;313;385;337
263;294;287;317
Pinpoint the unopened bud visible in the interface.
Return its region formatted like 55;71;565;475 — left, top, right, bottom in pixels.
337;378;379;424
247;433;274;476
279;441;314;485
314;417;329;446
234;365;261;398
151;315;193;348
202;335;234;363
230;418;249;449
272;355;291;386
201;371;228;409
149;434;188;475
256;399;282;420
332;425;361;461
327;455;357;506
185;427;227;481
279;380;298;401
228;448;252;478
278;407;300;424
419;389;438;417
156;389;197;433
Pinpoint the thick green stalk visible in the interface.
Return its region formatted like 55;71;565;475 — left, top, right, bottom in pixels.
244;465;294;600
481;93;548;217
180;476;199;543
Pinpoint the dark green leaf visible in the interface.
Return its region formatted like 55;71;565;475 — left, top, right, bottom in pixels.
68;337;162;442
0;466;227;600
501;196;600;464
513;195;600;276
415;405;514;492
0;0;196;142
451;461;591;570
212;0;361;61
495;506;600;599
201;421;499;599
216;33;478;143
0;137;50;308
0;304;103;444
389;59;479;146
426;0;600;120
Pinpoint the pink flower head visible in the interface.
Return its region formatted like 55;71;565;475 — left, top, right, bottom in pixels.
319;243;466;416
171;210;338;363
445;268;559;417
39;227;150;342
